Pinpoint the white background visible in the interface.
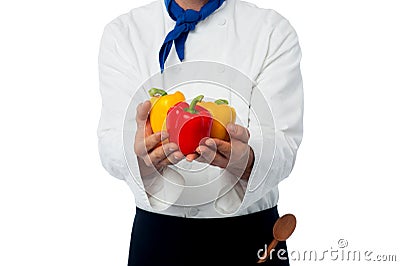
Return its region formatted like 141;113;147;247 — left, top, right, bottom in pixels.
0;0;399;265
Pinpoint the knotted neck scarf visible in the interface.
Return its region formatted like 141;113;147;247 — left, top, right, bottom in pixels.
159;0;225;72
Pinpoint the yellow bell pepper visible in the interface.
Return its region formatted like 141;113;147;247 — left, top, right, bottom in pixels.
148;88;185;133
197;99;236;141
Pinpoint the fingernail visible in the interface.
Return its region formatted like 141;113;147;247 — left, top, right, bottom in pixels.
205;139;213;146
227;124;236;133
161;131;169;140
174;154;181;160
169;146;176;152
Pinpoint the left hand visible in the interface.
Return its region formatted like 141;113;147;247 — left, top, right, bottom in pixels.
188;123;255;180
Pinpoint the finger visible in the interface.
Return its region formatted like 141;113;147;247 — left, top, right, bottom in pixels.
145;130;169;152
136;101;152;128
134;101;153;155
158;150;185;168
134;130;168;158
203;138;216;150
205;138;231;158
186;153;199;162
144;142;179;167
145;118;153;137
196;145;216;164
196;146;228;168
135;131;159;157
227;123;250;143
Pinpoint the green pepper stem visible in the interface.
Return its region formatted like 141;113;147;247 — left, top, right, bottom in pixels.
184;95;204;114
214;99;229;105
148;88;167;97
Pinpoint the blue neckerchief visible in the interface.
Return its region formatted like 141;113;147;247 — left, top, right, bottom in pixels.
159;0;225;72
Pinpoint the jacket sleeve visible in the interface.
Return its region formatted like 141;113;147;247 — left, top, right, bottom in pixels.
213;16;304;215
97;21;142;181
243;16;304;208
97;20;184;210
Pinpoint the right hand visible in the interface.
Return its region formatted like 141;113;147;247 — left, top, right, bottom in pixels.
134;100;185;176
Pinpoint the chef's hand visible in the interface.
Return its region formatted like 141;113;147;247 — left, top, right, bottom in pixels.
134;101;185;176
193;123;255;180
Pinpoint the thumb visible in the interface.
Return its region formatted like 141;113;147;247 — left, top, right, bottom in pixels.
136;100;152;128
227;123;250;143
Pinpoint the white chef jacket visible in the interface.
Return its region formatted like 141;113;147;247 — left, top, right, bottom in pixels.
97;0;303;218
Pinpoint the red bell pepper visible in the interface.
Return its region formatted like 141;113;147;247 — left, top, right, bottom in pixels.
166;95;213;155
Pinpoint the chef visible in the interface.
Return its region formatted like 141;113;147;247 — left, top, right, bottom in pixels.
97;0;303;265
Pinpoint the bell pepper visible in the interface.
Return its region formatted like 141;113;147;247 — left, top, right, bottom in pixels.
197;99;236;141
166;95;213;155
148;88;185;133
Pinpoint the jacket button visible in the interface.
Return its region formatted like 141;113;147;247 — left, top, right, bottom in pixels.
173;65;182;72
217;18;226;26
189;207;199;216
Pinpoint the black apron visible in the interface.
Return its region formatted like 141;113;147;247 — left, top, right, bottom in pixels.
128;206;290;265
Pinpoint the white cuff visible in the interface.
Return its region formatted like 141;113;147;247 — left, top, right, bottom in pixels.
143;167;185;211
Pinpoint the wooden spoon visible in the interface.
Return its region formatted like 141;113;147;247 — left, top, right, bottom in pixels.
257;214;297;263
